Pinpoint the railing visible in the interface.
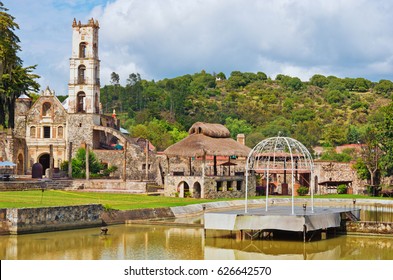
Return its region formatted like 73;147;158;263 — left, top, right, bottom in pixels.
69;78;100;85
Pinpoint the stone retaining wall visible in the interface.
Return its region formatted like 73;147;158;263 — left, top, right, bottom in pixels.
101;208;175;225
0;204;103;235
69;179;148;193
0;179;148;193
346;221;393;234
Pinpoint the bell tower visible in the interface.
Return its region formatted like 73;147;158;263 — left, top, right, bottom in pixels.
68;18;100;114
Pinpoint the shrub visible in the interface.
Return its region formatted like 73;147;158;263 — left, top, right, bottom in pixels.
337;184;347;194
297;186;309;196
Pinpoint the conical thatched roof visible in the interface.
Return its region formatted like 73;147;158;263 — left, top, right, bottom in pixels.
164;122;250;157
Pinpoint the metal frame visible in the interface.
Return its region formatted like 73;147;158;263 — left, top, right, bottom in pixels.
245;136;314;214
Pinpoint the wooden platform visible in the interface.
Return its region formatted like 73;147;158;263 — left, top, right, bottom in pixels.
204;206;360;241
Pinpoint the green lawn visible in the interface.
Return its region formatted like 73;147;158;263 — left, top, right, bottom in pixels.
0;190;391;210
0;190;229;210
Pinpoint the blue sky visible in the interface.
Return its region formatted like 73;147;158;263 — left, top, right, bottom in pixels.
4;0;393;94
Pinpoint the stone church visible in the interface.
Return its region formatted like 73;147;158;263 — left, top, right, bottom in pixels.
1;18;156;181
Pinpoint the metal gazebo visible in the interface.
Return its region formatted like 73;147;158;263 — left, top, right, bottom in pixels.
245;136;314;214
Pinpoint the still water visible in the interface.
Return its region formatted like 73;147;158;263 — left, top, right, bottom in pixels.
1;223;392;260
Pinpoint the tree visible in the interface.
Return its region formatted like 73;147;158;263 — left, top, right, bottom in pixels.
374;79;393;97
357;126;383;186
377;103;393;177
71;148;104;178
310;74;329;88
224;117;253;139
0;2;39;128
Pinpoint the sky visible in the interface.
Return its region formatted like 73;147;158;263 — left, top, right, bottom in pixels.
4;0;393;94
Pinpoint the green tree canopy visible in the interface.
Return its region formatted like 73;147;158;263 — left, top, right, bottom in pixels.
0;2;39;128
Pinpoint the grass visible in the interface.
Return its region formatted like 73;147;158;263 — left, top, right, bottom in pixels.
0;190;235;210
0;190;391;210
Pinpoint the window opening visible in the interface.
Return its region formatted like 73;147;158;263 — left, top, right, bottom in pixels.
78;65;86;84
79;42;87;58
43;126;51;138
42;102;51;116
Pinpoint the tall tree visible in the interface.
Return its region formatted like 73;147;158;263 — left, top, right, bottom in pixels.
357;126;383;186
0;2;39;128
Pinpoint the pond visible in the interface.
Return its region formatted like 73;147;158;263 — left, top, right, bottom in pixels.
1;223;392;260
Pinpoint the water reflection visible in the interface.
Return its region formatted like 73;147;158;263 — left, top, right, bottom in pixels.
206;235;393;260
1;224;393;260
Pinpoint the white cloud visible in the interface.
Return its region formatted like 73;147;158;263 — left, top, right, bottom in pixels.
6;0;393;92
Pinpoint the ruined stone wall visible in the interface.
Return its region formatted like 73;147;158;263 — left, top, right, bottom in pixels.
313;161;367;194
346;221;393;234
0;132;12;162
68;179;148;193
0;179;73;191
67;114;96;151
3;204;103;234
164;175;256;199
94;144;157;181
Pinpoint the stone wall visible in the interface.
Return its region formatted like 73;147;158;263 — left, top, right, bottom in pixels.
0;179;148;192
101;208;175;225
0;132;13;162
346;221;393;234
164;174;256;199
67;114;96;150
0;179;73;191
0;204;103;235
69;179;148;193
314;161;367;194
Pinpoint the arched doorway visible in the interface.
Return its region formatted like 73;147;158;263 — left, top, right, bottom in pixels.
193;182;201;198
38;153;50;175
178;181;190;198
17;153;24;175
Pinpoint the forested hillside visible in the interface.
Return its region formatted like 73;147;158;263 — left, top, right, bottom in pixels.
99;71;393;151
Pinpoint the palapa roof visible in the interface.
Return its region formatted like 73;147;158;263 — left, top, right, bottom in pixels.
164;122;251;157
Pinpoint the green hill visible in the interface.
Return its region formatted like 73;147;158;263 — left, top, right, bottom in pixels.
100;71;393;151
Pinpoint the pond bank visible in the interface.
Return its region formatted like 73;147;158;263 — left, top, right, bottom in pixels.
1;198;393;235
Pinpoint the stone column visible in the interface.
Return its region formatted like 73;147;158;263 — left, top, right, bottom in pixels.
145;140;149;180
85;143;89;180
123;141;127;182
49;144;53;179
68;142;73;178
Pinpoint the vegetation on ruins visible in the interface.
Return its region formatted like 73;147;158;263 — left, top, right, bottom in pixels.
61;148;118;179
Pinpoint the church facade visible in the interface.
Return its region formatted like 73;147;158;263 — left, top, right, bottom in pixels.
3;19;157;181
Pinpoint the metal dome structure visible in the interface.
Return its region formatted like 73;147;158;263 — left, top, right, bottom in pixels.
245;136;314;214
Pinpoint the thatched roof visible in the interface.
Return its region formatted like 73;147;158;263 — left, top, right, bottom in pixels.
164;122;250;157
188;122;230;138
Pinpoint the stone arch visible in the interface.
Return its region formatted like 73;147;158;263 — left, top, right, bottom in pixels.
17;153;24;175
79;42;87;58
178;181;190;198
78;65;86;84
42;102;51;117
38;153;50;175
77;91;86;112
193;181;201;198
95;92;99;113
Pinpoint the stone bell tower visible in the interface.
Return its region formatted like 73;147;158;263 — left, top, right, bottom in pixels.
68;18;100;114
66;18;101;151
